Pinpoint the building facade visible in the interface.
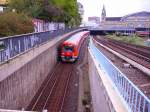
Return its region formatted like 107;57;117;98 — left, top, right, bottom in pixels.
0;0;7;12
77;2;84;25
77;2;84;16
100;5;150;29
88;16;100;24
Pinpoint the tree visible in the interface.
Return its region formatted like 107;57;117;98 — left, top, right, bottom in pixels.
8;0;81;26
0;12;34;37
50;0;81;26
8;0;43;17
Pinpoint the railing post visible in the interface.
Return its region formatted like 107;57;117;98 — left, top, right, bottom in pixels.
148;103;150;112
0;28;83;64
89;39;150;112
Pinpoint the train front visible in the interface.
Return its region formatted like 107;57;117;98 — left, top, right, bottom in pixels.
60;42;77;62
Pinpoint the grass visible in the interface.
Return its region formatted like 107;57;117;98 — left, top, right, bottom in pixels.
107;34;145;46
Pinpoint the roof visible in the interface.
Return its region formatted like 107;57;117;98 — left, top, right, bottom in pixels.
64;31;89;46
0;0;7;5
90;27;135;31
105;17;121;21
121;11;150;20
88;17;100;21
106;27;135;31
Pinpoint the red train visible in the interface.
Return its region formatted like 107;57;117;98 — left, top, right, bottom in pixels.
135;28;150;37
59;31;89;62
136;31;150;37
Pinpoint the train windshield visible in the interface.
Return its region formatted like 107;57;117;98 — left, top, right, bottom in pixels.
63;46;74;52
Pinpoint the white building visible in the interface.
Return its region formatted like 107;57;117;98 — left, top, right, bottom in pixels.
0;6;3;12
77;2;84;16
88;16;100;26
0;0;7;12
77;2;84;25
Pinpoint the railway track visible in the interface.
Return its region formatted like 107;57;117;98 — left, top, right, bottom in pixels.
93;36;150;98
26;37;90;112
94;36;150;69
109;39;150;60
109;39;150;53
45;64;73;112
27;63;74;111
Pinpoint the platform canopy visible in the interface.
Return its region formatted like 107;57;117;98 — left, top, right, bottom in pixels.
89;27;135;32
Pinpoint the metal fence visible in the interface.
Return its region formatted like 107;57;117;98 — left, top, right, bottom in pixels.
0;28;84;64
89;38;150;112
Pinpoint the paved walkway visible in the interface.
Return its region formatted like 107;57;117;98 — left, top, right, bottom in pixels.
90;70;110;112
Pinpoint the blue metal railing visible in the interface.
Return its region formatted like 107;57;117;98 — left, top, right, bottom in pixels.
0;28;85;64
89;38;150;112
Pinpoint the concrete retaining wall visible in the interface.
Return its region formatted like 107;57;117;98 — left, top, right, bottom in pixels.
0;29;82;110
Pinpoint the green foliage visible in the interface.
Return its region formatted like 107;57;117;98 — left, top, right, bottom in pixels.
8;0;43;17
107;34;145;46
8;0;81;26
54;0;81;26
0;12;34;37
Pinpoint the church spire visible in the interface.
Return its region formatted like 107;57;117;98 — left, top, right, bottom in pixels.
101;5;106;21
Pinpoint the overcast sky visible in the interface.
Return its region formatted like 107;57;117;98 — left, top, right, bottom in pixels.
77;0;150;21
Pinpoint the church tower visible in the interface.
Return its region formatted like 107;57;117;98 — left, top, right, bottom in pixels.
101;5;106;22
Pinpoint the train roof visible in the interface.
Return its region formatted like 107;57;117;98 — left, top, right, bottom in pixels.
64;31;89;45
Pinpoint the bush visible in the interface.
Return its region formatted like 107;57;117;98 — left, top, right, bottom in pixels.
108;34;145;46
0;12;34;37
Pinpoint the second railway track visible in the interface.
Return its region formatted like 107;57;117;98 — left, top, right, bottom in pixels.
93;35;150;98
94;36;150;69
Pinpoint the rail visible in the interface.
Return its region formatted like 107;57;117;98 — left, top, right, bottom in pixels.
0;109;47;112
0;27;85;64
89;38;150;112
